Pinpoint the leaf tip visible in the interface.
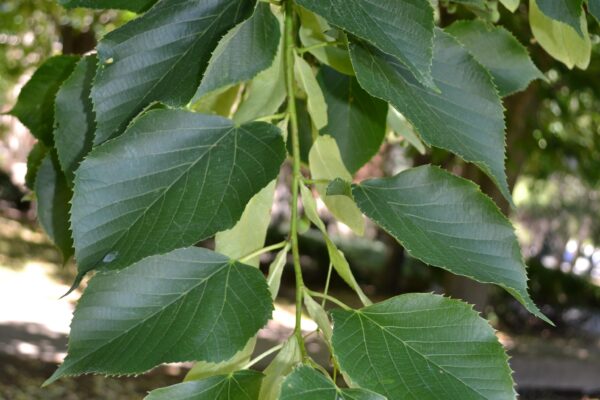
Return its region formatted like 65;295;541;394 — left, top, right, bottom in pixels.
60;272;84;299
42;368;63;387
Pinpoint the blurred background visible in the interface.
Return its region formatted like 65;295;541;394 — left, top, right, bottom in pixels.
1;0;599;399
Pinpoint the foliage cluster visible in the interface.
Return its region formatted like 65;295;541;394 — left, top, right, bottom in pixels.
9;0;598;398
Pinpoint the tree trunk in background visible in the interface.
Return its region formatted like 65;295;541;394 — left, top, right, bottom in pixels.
374;232;404;295
60;25;97;55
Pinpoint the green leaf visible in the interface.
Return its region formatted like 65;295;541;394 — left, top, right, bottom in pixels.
54;55;97;184
286;99;315;164
280;365;385;400
234;34;286;124
301;183;371;306
529;0;591;69
259;337;302;400
35;152;74;262
71;110;285;276
351;165;549;323
308;136;365;235
326;178;353;198
147;371;263;400
192;85;241;118
295;55;328;130
318;66;387;173
58;0;157;12
447;21;544;97
303;292;332;342
184;338;257;382
10;55;78;146
296;0;436;90
499;0;520;12
196;3;280;98
590;0;600;23
536;0;584;36
267;243;291;299
387;107;427;155
451;0;487;10
25;142;48;190
350;29;512;203
45;247;273;384
331;293;516;400
215;181;276;267
91;0;255;143
297;7;354;76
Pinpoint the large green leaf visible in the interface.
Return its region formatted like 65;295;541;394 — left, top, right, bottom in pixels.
45;247;273;384
25;142;48;190
331;294;516;400
35;152;73;262
529;0;591;69
54;55;96;184
146;371;264;400
10;55;78;146
280;365;385;400
91;0;255;143
350;29;512;202
318;66;387;173
296;0;436;90
196;3;280;97
536;0;584;36
447;21;544;97
308;136;365;235
350;165;549;322
58;0;157;12
71;110;285;276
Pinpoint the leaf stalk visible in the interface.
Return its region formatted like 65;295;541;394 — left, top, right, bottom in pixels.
306;289;352;311
301;177;331;185
242;342;285;370
238;240;288;264
296;41;344;54
254;112;289;123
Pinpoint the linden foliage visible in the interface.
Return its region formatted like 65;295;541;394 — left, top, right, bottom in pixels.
12;0;597;398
